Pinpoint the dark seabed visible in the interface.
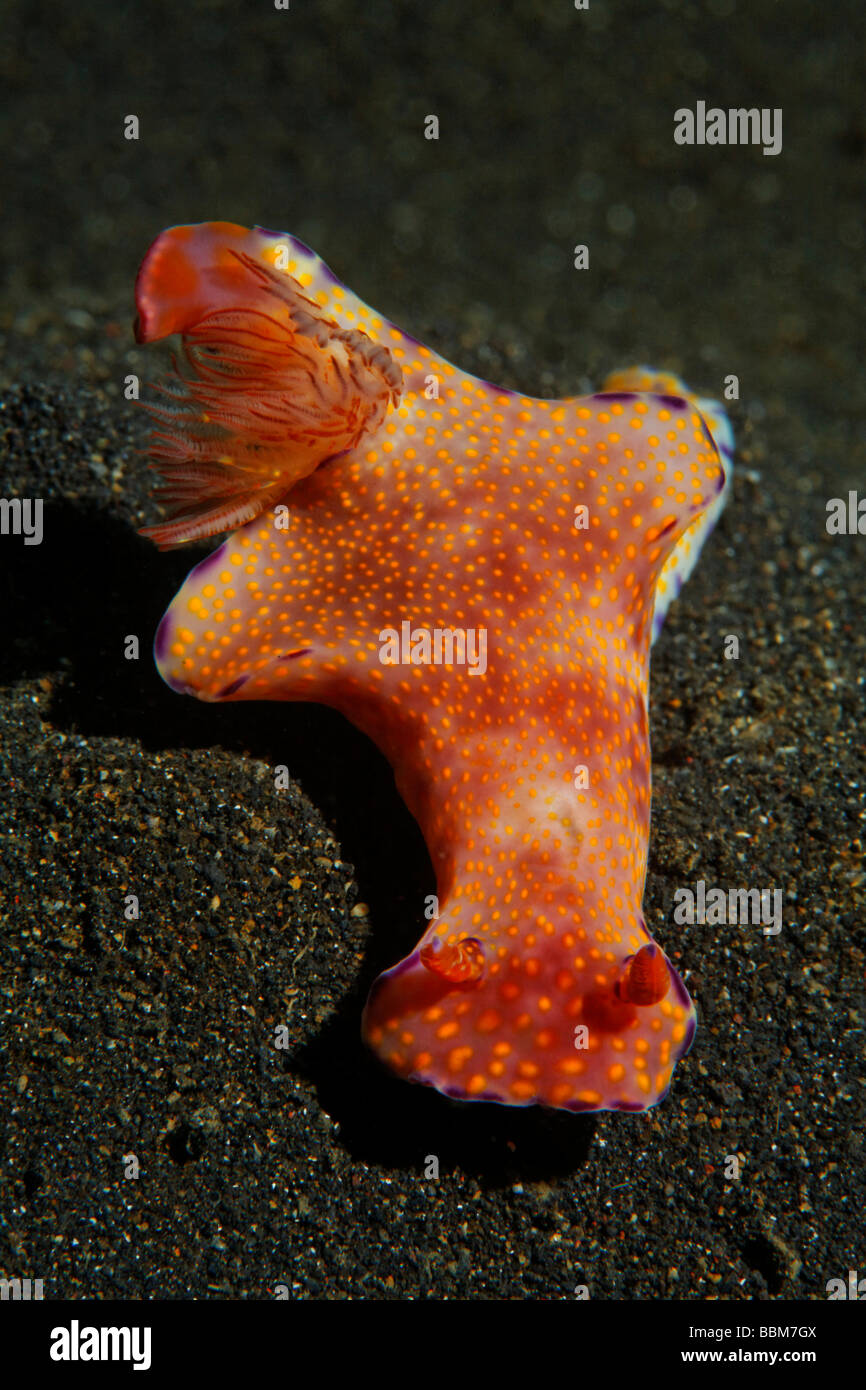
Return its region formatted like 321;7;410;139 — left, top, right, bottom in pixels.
0;0;863;1300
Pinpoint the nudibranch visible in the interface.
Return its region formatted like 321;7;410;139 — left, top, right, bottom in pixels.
134;221;733;1113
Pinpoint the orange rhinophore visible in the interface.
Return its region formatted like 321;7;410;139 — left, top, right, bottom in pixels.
420;936;486;984
615;943;672;1007
135;221;735;1113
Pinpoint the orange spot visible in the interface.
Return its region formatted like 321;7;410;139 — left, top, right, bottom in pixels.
576;1090;603;1106
556;1057;585;1076
476;1009;502;1033
510;1080;536;1100
447;1045;474;1073
435;1021;460;1040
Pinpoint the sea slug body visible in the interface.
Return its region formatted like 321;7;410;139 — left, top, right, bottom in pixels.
134;221;733;1113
